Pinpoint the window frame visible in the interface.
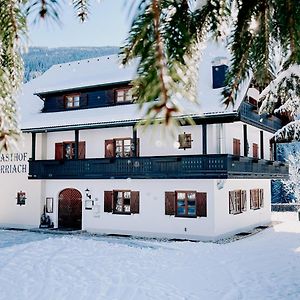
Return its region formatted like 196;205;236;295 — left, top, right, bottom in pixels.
64;93;81;109
229;190;246;215
113;190;131;214
250;188;264;210
175;190;197;218
114;137;133;158
63;141;76;160
115;88;133;104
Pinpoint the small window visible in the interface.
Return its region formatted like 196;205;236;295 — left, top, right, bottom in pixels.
55;141;86;160
114;190;131;213
176;191;196;217
115;88;133;103
178;133;192;149
250;189;264;210
229;190;246;214
17;191;26;206
65;94;80;109
165;191;207;217
103;190;140;214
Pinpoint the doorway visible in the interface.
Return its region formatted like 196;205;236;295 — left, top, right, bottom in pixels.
58;188;82;230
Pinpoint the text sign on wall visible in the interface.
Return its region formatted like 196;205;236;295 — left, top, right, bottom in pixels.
0;153;28;174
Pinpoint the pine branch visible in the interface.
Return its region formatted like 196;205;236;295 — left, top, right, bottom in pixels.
72;0;90;23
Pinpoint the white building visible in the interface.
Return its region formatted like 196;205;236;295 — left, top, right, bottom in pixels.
0;43;288;240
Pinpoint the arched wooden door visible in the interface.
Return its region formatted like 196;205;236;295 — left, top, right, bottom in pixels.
58;188;82;229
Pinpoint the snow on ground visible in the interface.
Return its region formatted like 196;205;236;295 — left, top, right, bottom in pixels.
0;213;299;300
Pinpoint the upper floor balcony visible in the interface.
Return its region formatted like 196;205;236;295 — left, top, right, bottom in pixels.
28;154;288;180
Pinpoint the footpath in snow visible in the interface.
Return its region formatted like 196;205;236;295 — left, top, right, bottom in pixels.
0;212;299;300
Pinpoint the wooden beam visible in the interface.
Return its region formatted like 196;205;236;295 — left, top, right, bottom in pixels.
31;132;36;161
243;124;248;157
75;129;79;159
202;124;207;154
260;130;264;159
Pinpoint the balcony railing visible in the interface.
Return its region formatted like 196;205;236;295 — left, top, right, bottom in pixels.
28;154;288;180
240;101;283;132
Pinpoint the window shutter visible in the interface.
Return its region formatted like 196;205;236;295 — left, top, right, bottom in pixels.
57;97;65;109
78;142;86;159
165;192;175;215
253;143;258;158
55;143;63;160
241;190;247;211
196;192;207;217
259;189;264;207
229;191;234;214
233;139;240;156
104;191;113;213
250;190;253;209
105;139;115;158
130;191;140;214
80;93;88;107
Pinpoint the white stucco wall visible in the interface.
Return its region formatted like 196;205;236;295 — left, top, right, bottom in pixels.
44;179;216;240
0;133;42;228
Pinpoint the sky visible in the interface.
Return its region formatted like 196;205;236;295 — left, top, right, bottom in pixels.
28;0;137;48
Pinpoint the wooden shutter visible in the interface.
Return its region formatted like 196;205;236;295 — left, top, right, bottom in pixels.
105;139;115;158
253;143;258;158
165;192;175;215
250;190;253;209
57;97;65;109
78;142;86;159
55;143;63;160
241;190;247;211
80;93;88;107
196;192;207;217
130;191;140;214
233;138;240;156
136;138;140;157
229;191;234;214
104;191;113;213
259;189;264;207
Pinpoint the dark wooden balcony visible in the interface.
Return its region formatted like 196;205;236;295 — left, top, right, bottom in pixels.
240;101;283;132
28;154;288;180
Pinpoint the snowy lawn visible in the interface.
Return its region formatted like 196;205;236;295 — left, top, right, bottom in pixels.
0;213;300;300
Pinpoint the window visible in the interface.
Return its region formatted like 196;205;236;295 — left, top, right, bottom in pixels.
176;191;196;216
64;94;80;108
55;142;86;160
115;138;132;157
165;191;207;217
17;191;26;206
253;143;259;158
250;189;264;210
105;138;139;158
233;138;241;156
115;88;133;103
229;190;246;214
104;190;140;214
178;133;192;149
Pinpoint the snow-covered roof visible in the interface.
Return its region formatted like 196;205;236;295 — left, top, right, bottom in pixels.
19;41;249;131
34;55;137;95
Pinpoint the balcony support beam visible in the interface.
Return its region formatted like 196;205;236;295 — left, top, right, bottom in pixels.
243;124;248;157
75;129;79;160
202;124;207;155
31;132;36;161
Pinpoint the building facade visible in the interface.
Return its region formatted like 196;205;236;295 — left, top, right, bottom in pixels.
0;44;288;240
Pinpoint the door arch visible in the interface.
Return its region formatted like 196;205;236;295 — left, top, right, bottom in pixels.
58;188;82;229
